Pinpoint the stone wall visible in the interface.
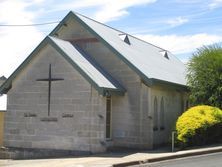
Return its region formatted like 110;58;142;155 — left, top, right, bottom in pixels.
150;85;187;146
32;16;187;150
54;17;152;149
86;42;144;149
4;44;106;153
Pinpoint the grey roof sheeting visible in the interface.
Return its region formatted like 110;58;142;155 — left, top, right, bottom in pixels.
0;36;125;95
50;12;186;88
75;13;187;87
49;36;123;91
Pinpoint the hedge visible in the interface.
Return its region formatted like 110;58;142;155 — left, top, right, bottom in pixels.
176;105;222;146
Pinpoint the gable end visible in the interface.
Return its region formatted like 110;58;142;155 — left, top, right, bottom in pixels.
0;36;125;96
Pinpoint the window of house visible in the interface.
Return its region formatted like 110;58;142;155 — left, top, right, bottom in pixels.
181;99;184;114
106;97;112;139
185;100;189;111
153;97;158;131
160;97;165;130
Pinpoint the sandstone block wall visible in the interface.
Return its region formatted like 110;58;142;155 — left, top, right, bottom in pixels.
4;44;106;153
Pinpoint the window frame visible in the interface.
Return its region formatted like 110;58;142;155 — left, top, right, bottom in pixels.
160;97;165;130
105;96;112;139
153;96;158;131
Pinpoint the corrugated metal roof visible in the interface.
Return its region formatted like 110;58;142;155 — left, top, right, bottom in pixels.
74;12;187;86
0;36;125;95
49;36;119;90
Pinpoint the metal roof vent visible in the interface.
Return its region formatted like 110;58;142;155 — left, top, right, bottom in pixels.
119;34;131;45
160;50;169;59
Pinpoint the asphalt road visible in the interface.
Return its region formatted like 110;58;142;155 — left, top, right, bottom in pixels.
131;152;222;167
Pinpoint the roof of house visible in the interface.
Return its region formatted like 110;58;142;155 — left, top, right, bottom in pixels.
49;36;125;95
0;36;125;95
0;76;6;81
50;11;187;89
0;11;187;95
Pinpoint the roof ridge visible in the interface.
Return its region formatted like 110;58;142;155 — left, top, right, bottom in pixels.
72;11;167;51
50;11;186;88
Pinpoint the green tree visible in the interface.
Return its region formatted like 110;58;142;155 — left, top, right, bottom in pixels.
187;44;222;109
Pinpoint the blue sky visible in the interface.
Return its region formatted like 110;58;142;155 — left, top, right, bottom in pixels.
0;0;222;78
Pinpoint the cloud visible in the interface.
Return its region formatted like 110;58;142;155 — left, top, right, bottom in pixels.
0;1;43;77
52;0;157;23
136;33;222;54
209;0;222;9
0;1;33;24
93;0;157;22
166;17;189;27
174;0;203;4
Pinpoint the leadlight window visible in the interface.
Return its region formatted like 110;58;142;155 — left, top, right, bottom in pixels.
185;100;189;111
181;99;184;114
160;97;165;130
153;97;158;131
106;97;112;139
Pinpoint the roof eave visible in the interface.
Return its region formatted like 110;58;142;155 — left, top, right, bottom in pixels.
48;37;125;96
49;11;73;36
149;78;188;91
0;36;125;96
49;12;184;91
101;87;126;96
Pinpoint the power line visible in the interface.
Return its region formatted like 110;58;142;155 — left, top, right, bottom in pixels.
0;21;60;27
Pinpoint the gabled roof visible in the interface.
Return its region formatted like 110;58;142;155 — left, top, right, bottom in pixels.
50;11;187;89
0;36;125;95
0;76;6;81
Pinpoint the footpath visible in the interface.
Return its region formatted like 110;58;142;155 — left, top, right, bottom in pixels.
0;144;222;167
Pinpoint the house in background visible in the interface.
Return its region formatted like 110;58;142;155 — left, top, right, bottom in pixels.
0;11;188;156
0;76;7;146
0;76;7;86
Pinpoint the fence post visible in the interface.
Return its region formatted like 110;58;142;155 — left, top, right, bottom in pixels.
172;131;176;152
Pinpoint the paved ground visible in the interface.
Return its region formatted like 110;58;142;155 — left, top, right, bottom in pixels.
0;144;222;167
131;152;222;167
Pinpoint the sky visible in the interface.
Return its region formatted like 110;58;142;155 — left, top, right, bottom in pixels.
0;0;222;108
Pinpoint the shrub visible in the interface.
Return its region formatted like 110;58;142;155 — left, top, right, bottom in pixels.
176;105;222;147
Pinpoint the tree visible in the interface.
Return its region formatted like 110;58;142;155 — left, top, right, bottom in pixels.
187;44;222;109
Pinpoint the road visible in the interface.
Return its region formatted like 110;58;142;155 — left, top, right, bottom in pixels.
131;152;222;167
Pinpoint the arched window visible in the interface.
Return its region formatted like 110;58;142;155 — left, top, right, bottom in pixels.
181;99;184;114
160;97;165;130
185;100;189;111
153;97;158;131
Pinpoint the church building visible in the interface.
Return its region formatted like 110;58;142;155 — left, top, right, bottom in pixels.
0;11;188;155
